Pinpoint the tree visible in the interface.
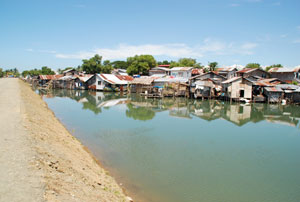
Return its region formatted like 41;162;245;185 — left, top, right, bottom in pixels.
40;66;55;75
126;55;156;75
157;60;171;65
265;64;283;72
111;61;129;69
81;54;113;74
170;58;202;68
102;60;113;73
208;62;218;71
0;68;3;78
81;54;103;74
246;63;261;69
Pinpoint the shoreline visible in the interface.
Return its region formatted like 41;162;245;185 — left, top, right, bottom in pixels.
18;79;133;201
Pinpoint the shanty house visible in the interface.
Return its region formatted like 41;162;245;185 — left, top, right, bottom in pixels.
38;75;63;86
149;67;171;76
63;68;78;76
221;77;252;101
269;67;300;84
190;72;226;85
237;68;269;79
216;67;237;79
263;87;284;103
193;80;215;99
129;77;155;94
170;67;193;78
86;74;133;92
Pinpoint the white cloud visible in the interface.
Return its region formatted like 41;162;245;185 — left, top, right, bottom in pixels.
297;26;300;31
55;39;259;60
293;39;300;44
280;34;288;38
25;49;57;54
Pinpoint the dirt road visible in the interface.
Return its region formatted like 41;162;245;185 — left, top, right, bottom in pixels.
0;78;130;202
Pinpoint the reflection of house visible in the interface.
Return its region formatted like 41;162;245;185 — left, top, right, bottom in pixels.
86;74;133;91
222;77;252;101
224;104;251;126
269;67;300;84
169;107;191;119
237;68;269;78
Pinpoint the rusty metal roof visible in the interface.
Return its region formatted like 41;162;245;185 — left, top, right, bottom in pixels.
39;75;63;80
264;86;283;92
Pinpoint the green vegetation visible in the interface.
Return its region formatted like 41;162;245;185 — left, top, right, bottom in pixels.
157;60;172;65
111;61;129;69
81;54;113;74
126;55;157;75
0;68;20;77
208;62;218;71
22;66;55;77
265;64;283;72
245;63;261;69
170;58;202;68
0;68;3;78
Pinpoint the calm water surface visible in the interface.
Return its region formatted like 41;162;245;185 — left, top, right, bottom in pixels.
40;90;300;202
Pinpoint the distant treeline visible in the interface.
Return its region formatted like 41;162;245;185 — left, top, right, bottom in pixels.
1;54;283;77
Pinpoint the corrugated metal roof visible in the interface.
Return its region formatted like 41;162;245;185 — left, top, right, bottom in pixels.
154;77;189;83
99;74;128;85
170;67;193;71
264;86;283;92
39;75;63;80
237;68;256;73
222;76;242;84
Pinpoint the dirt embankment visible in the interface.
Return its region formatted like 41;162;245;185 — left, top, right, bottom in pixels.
0;78;132;202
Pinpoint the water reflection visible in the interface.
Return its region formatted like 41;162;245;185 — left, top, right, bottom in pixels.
40;89;300;128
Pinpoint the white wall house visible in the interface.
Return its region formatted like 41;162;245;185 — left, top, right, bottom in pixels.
170;67;193;79
86;74;131;91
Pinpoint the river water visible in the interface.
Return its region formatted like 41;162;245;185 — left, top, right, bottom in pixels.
40;89;300;202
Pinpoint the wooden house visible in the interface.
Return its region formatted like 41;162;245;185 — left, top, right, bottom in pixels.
129;77;155;94
149;67;171;76
221;77;252;101
192;80;215;99
190;71;226;86
216;67;237;79
263;87;284;103
38;75;63;86
269;67;300;84
63;68;78;76
237;68;269;79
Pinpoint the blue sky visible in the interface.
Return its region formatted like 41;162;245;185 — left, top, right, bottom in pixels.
0;0;300;71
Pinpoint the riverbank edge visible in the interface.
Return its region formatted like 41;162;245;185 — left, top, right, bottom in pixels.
19;79;132;202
